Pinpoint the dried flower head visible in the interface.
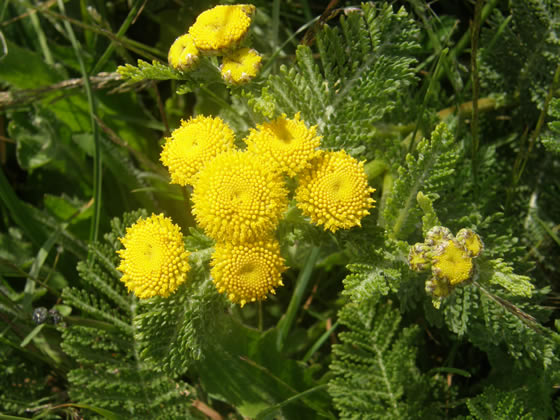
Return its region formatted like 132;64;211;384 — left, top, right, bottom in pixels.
192;151;288;243
295;150;375;232
221;47;262;84
432;239;473;286
168;33;199;71
160;115;236;186
425;277;452;298
425;226;453;247
408;243;432;272
211;239;286;307
117;214;190;299
189;4;256;54
243;112;321;176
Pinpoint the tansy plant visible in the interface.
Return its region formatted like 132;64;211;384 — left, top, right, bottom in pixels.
9;2;560;419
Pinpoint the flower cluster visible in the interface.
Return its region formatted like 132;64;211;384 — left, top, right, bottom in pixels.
168;4;262;85
117;111;375;307
408;226;484;299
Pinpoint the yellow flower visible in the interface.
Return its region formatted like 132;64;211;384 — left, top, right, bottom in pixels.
243;112;321;176
168;33;199;71
117;214;190;299
295;150;375;232
160;115;236;186
189;4;256;54
221;47;262;84
192;151;288;243
431;239;473;286
211;239;286;307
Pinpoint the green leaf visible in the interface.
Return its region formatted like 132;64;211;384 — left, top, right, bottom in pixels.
384;122;459;239
196;324;332;419
117;59;186;82
0;40;61;89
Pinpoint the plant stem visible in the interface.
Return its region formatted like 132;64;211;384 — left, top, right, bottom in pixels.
470;0;484;195
56;0;102;253
276;246;320;352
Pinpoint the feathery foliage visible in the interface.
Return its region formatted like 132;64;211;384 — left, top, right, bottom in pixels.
479;0;560;115
329;298;439;419
384;122;460;240
60;211;197;418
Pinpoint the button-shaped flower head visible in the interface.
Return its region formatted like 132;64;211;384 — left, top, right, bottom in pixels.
243;112;321;176
189;4;256;55
431;239;474;286
221;47;262;85
160;115;236;187
117;214;190;299
192;151;288;243
168;33;199;71
408;226;484;300
211;239;286;307
295;150;376;232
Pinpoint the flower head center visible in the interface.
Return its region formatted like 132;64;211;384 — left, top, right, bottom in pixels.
326;174;352;200
239;261;257;276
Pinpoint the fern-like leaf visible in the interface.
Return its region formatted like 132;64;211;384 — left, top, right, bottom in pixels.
117;59;186;82
384;122;460;240
479;0;560;115
329;298;438;419
61;211;198;418
466;385;533;420
541;97;560;153
245;3;420;159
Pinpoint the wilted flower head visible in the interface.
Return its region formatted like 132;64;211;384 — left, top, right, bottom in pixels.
295;150;375;232
243;112;321;176
168;33;199;71
432;239;474;286
408;226;484;299
117;214;190;299
221;47;262;84
160;115;236;186
192;151;288;243
408;243;432;272
189;4;256;54
211;239;286;307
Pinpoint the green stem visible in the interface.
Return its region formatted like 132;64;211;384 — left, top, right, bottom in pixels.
276;246;320;352
91;0;143;74
43;8;164;61
302;319;339;363
28;5;54;65
56;0;102;254
470;0;484;195
433;0;500;82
